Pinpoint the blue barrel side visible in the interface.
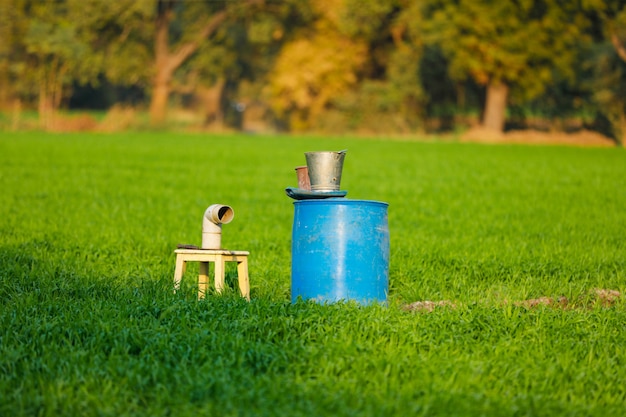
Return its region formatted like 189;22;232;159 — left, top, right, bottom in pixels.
291;199;389;304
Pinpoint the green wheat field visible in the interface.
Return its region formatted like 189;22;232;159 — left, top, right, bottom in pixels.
1;132;625;416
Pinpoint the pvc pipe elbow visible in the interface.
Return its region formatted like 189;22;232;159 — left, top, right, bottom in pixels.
202;204;234;249
204;204;234;225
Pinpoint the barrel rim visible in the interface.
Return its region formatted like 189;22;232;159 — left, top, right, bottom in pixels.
293;198;388;207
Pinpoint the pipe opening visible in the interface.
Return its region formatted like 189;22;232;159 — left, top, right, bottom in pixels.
205;204;234;225
217;206;234;223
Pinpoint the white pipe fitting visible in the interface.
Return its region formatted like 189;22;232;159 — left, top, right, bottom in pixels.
202;204;234;249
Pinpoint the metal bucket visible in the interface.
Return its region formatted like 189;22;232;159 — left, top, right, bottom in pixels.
304;150;346;191
291;199;389;305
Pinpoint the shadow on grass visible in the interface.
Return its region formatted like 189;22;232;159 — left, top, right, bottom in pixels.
2;241;623;417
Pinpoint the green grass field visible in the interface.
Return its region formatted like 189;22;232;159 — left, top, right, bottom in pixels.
1;132;625;416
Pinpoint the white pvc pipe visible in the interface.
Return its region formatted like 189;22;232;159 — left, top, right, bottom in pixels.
202;204;234;249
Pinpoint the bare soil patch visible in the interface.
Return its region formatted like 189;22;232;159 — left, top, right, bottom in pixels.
461;127;616;147
47;113;98;132
403;288;623;313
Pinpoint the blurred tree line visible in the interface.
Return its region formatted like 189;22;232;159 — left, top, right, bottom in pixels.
1;0;626;142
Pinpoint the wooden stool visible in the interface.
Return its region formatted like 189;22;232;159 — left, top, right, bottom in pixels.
173;249;250;300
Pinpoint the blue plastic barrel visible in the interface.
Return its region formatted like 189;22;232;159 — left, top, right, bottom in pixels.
291;199;389;304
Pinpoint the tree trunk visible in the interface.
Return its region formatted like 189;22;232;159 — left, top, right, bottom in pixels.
38;77;53;130
149;1;174;126
610;29;626;63
197;78;225;127
482;81;508;133
609;29;626;146
148;1;230;126
150;74;171;125
11;98;21;131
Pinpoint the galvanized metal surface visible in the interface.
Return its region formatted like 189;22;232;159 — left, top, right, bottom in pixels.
304;150;347;191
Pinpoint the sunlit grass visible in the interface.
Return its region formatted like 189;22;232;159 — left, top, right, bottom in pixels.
1;132;625;416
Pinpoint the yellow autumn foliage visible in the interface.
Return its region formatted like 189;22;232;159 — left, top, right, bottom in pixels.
266;0;366;131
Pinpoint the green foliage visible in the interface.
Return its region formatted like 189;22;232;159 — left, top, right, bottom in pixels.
93;1;154;87
0;0;153;110
588;45;626;144
6;2;87;107
424;0;588;101
327;75;422;133
338;0;398;39
3;0;626;136
1;133;626;416
578;1;626;144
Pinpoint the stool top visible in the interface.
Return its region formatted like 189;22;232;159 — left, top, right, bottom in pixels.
175;249;250;256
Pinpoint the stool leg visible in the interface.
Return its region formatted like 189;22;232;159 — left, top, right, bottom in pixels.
237;258;250;301
198;261;209;299
173;255;185;293
214;255;225;294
